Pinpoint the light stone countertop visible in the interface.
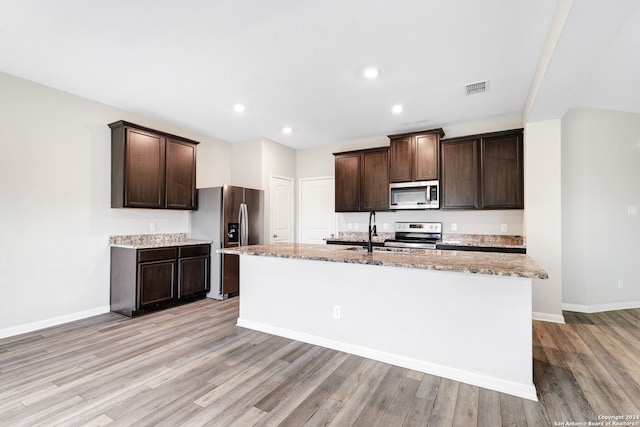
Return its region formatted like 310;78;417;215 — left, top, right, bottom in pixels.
109;233;212;249
219;243;548;279
327;232;526;249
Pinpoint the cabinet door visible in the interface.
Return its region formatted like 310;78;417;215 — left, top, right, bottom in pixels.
413;134;439;181
389;137;412;183
361;149;389;211
165;139;197;210
178;245;210;298
138;260;176;307
125;129;165;208
178;257;209;297
335;154;361;212
441;140;479;209
480;133;523;209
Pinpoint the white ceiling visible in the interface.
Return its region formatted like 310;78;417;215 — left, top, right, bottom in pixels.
0;0;638;149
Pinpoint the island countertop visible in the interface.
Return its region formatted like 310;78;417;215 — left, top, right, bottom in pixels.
219;243;548;279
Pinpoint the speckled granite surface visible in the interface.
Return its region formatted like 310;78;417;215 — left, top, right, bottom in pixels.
327;231;526;249
219;243;547;279
109;233;212;249
331;231;395;244
440;233;525;248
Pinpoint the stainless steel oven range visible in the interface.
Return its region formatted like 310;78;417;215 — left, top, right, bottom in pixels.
384;222;442;249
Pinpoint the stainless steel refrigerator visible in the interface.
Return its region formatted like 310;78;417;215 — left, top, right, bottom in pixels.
190;186;264;299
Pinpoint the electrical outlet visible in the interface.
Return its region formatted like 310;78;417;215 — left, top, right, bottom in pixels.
618;280;624;289
384;223;389;230
628;206;638;216
354;223;360;230
451;223;457;231
347;223;352;230
149;222;156;232
501;224;508;232
332;305;341;319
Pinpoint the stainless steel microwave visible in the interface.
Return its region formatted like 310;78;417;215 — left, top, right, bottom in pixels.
389;180;440;209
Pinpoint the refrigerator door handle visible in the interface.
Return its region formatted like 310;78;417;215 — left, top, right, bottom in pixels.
243;203;249;246
239;203;249;246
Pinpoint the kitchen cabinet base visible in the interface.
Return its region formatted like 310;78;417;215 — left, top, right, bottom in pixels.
112;293;206;318
110;244;210;318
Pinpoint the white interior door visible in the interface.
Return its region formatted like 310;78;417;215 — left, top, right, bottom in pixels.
299;177;336;244
270;175;294;243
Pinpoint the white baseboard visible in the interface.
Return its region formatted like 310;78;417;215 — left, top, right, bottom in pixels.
237;318;538;401
563;301;640;314
0;306;111;340
532;311;565;323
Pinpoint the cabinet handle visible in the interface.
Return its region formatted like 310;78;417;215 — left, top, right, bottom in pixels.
273;234;278;238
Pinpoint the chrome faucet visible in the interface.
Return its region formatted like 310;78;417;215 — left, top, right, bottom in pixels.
368;211;377;253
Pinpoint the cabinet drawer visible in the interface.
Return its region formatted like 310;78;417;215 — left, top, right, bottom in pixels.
179;244;210;258
138;247;177;263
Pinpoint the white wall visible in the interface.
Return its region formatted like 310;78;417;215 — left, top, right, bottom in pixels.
231;137;296;243
230;139;262;189
562;107;640;312
296;116;526;236
0;72;231;337
524;120;564;322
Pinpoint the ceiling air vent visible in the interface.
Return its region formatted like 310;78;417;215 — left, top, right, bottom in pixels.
465;80;489;95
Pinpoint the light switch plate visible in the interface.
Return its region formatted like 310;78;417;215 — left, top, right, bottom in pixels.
628;205;638;215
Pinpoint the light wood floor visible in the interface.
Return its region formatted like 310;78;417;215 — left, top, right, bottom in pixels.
0;298;639;426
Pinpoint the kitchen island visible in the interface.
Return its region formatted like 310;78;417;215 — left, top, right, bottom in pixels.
220;243;547;400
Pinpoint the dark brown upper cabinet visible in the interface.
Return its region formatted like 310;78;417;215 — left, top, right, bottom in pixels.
441;138;479;209
110;121;198;210
441;129;523;210
480;131;524;209
334;147;389;212
388;128;445;183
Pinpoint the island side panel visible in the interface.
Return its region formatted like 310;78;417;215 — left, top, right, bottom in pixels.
237;255;536;400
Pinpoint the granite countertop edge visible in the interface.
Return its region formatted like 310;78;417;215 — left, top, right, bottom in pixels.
109;233;212;249
110;239;213;249
325;233;527;249
219;243;548;280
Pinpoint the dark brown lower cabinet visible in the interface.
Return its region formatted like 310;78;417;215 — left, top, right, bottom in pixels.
111;244;210;317
139;260;176;307
178;245;210;298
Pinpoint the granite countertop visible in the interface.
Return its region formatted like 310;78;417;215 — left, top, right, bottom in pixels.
326;232;525;249
109;233;212;249
219;243;548;279
439;233;525;249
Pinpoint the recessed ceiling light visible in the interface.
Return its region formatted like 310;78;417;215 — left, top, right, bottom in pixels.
363;67;379;79
391;105;403;114
233;104;246;113
282;126;293;134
